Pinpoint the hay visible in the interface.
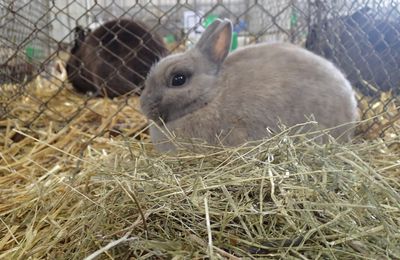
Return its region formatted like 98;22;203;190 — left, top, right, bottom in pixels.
1;126;399;259
356;90;400;140
0;76;400;259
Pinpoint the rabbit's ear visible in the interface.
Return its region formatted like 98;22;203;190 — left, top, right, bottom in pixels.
196;19;232;65
196;19;222;45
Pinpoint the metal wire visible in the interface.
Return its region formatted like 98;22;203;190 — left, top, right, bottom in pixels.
0;0;399;140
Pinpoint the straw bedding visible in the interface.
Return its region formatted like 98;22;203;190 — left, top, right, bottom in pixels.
0;75;399;259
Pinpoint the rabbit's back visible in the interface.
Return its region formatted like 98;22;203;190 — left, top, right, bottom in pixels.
212;43;358;142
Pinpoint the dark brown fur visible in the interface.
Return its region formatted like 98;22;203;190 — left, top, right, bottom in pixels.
305;8;400;96
66;19;167;98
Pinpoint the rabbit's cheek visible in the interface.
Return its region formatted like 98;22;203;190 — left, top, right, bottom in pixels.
140;92;163;120
146;105;162;123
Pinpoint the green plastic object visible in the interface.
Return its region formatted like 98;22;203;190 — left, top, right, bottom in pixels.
164;34;176;44
25;45;43;61
203;14;219;28
290;9;298;28
231;31;238;51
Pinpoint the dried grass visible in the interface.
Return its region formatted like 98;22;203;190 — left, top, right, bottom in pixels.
0;76;399;259
356;90;400;140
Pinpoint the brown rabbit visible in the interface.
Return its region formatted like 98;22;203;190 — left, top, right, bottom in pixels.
66;19;167;98
140;19;358;152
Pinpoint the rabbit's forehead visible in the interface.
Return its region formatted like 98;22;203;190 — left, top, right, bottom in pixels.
151;53;195;81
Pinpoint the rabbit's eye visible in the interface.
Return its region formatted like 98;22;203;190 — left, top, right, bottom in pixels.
170;73;187;87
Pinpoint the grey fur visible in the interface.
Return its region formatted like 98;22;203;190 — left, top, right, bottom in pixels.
140;19;358;152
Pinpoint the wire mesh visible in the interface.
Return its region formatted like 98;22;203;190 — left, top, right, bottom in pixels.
0;0;399;144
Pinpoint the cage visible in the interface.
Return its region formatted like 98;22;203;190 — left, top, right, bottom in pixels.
0;1;400;258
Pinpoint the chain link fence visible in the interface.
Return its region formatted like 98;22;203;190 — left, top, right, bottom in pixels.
1;0;399;145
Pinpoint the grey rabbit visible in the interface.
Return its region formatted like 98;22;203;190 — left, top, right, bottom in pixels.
140;19;358;152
